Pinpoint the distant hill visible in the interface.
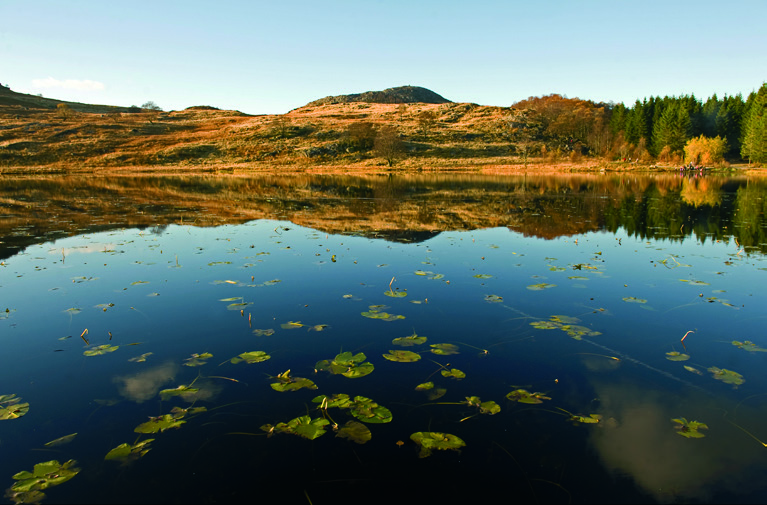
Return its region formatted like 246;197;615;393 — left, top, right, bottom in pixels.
0;83;132;113
306;85;452;107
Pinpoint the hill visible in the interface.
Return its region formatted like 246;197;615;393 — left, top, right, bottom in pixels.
0;83;135;114
306;85;452;107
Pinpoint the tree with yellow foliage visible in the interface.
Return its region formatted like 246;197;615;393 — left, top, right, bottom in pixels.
684;135;727;166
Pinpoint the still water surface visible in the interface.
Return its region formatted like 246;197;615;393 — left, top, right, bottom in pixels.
1;173;767;503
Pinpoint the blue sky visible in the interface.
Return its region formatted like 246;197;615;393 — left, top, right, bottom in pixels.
2;0;765;114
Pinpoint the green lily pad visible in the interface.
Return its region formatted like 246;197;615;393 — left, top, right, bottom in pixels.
622;296;647;303
383;350;421;362
312;393;353;409
665;351;690;361
230;351;271;364
361;306;405;321
105;439;154;464
44;433;77;447
315;352;374;378
415;382;434;391
252;328;275;336
9;459;80;495
308;324;330;332
561;324;601;340
672;417;708;438
159;384;200;401
392;333;427;346
684;365;703;375
732;340;767;352
410;431;466;458
466;396;501;415
83;344;119;356
551;315;580;324
440;368;466;380
384;290;407;298
474;274;493;279
527;283;556;291
269;370;317;392
134;414;186;433
184;352;213;367
569;413;602;424
128;352;153;363
349;396;393;424
0;394;29;420
506;389;551;404
530;320;561;330
484;294;503;303
280;321;305;329
427;388;447;400
261;415;330;440
708;366;744;386
679;279;710;286
529;315;600;340
336;420;372;444
430;343;460;355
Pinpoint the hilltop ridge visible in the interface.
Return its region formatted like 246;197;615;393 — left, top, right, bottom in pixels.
306;85;452;107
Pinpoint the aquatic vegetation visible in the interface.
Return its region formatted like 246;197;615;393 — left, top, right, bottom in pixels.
440;368;466;380
280;321;305;329
361;305;405;321
229;351;271;364
348;396;393;423
473;274;493;279
184;352;213;367
336;420;371;444
527;283;556;290
665;351;690;361
252;328;275;336
43;433;77;447
732;340;767;352
684;365;703;375
506;389;551;404
529;315;601;340
6;459;80;503
315;352;374;378
484;294;503;303
382;350;421;362
622;296;647;303
83;344;119;356
415;381;434;390
708;367;745;386
269;370;317;392
0;394;29;420
134;414;186;433
129;352;153;363
410;431;466;458
260;415;330;440
430;343;460;355
392;332;427;346
105;439;154;464
465;396;501;415
672;418;709;438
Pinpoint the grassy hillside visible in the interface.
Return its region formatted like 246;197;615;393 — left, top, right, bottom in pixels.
0;84;719;173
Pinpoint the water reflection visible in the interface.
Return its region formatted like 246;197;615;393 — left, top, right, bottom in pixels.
2;173;766;260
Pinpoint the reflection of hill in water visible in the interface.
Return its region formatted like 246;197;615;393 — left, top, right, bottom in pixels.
1;174;765;259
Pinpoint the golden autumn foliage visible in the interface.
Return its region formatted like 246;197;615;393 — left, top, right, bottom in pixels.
684;135;728;166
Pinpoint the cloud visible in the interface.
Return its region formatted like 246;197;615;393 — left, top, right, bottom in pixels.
31;77;105;91
114;362;179;403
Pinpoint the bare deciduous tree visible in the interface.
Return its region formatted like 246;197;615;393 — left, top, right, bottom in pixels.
374;125;404;166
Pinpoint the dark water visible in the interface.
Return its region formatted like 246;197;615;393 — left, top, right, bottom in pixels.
1;173;767;504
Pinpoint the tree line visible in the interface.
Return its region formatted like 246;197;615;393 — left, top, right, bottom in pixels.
510;82;766;165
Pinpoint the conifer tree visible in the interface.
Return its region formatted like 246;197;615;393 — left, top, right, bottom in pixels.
741;83;767;164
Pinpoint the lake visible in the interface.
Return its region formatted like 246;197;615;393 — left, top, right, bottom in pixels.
1;172;767;504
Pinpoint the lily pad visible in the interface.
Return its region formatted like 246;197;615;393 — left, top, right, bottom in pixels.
252;328;275;336
105;439;154;464
466;396;501;415
184;352;213;367
430;343;460;355
441;368;466;380
44;433;77;447
527;283;556;291
349;396;393;424
128;352;153;363
230;351;271;364
622;296;647;304
708;366;744;386
83;344;119;356
308;324;330;332
336;420;372;444
568;413;602;424
392;333;427;346
684;365;703;375
384;290;407;298
9;459;80;495
506;389;551;404
280;321;305;329
672;417;708;438
415;382;434;391
732;340;767;353
159;384;200;401
530;320;561;330
410;431;466;458
134;414;186;433
361;306;405;321
269;370;317;392
261;415;330;440
665;351;690;361
679;279;710;286
474;274;493;279
484;294;503;303
382;350;421;362
315;352;374;378
0;394;29;420
312;393;353;410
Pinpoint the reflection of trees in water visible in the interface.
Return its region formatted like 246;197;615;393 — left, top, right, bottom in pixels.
2;174;767;258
